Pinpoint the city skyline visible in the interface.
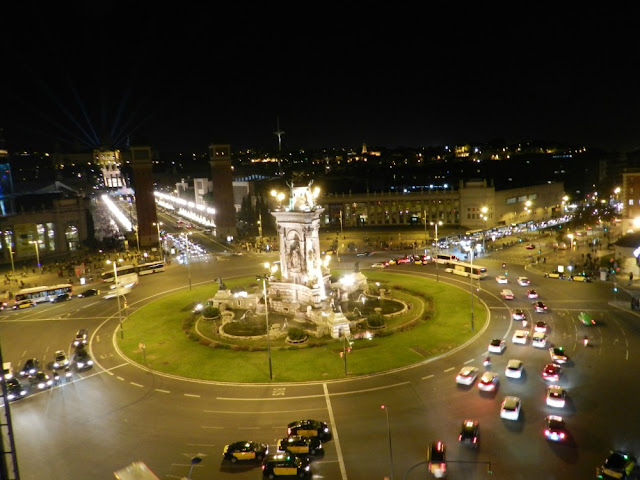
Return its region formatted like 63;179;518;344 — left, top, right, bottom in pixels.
2;6;640;154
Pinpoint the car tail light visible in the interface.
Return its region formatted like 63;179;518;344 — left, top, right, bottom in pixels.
458;434;462;441
473;437;477;444
544;429;550;436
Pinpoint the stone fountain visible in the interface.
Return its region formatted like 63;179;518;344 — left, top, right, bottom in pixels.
211;181;368;339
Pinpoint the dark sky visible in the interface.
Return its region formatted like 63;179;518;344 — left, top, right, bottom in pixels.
3;5;640;153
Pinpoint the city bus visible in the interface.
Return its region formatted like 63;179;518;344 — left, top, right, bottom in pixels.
444;260;488;279
100;265;138;286
136;261;166;276
14;284;73;304
435;253;460;264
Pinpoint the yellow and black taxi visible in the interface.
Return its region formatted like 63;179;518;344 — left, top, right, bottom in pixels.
261;452;311;479
222;440;269;463
277;435;323;456
287;419;331;441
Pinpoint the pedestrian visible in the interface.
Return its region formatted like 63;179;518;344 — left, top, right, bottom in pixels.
629;272;634;286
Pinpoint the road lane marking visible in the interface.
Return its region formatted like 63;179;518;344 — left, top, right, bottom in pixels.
184;393;200;398
324;383;348;480
130;382;144;387
444;367;455;372
155;389;170;393
422;374;435;380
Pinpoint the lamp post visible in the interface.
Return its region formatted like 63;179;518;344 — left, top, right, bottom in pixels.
182;232;192;290
430;221;443;282
186;455;202;480
469;248;475;332
380;404;394;480
29;240;43;279
153;222;163;259
107;259;124;339
481;206;488;256
6;239;15;278
257;272;273;381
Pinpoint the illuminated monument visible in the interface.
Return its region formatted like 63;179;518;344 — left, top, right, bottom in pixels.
213;181;367;338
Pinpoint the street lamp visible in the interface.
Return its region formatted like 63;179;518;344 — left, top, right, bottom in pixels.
153;222;163;259
481;206;488;256
5;238;15;278
257;272;273;381
380;404;394;480
430;221;443;282
182;232;192;290
107;258;124;339
29;239;43;279
469;248;475;332
186;455;202;480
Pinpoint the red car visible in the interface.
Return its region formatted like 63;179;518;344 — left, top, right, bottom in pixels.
542;363;561;382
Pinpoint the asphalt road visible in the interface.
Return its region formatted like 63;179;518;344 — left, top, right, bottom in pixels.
1;243;638;480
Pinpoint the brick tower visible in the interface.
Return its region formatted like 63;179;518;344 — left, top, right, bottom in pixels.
208;144;236;238
129;146;159;249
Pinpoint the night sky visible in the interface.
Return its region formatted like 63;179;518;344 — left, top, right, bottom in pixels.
2;5;640;154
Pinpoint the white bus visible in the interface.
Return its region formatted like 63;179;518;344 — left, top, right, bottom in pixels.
101;265;138;286
137;261;166;276
435;253;460;264
14;284;73;304
444;260;488;279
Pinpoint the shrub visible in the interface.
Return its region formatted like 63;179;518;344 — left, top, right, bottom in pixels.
367;313;386;328
287;327;307;341
202;305;220;319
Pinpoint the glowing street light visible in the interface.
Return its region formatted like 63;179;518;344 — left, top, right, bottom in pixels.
430;221;443;282
153;222;163;258
481;206;488;256
380;404;394;480
28;239;43;279
257;270;275;381
106;258;124;339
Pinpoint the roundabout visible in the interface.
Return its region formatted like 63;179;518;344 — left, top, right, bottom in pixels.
115;270;489;383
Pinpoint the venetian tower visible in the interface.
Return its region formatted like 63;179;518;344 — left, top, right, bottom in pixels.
129;146;159;249
209;144;237;238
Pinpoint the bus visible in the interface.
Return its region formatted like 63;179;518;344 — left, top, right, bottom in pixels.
136;261;166;276
444;260;488;279
100;265;138;286
15;284;73;304
435;253;460;264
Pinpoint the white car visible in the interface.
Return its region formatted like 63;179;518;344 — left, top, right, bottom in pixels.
546;385;567;408
496;276;508;284
531;331;547;348
370;262;387;269
456;366;479;385
517;277;530;286
500;289;514;300
526;289;539;299
534;321;548;333
53;350;69;369
511;309;526;321
500;395;521;420
478;371;499;392
505;359;524;379
488;339;506;354
512;330;529;345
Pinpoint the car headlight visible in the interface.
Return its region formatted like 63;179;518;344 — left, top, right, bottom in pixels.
7;394;15;400
87;360;93;365
37;383;45;389
77;362;84;368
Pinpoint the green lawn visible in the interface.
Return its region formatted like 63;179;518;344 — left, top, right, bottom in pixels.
117;271;486;383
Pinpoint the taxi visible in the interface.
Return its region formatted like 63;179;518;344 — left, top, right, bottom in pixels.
277;435;323;456
222;440;269;463
13;299;36;309
261;453;311;478
545;270;565;279
287;419;331;440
